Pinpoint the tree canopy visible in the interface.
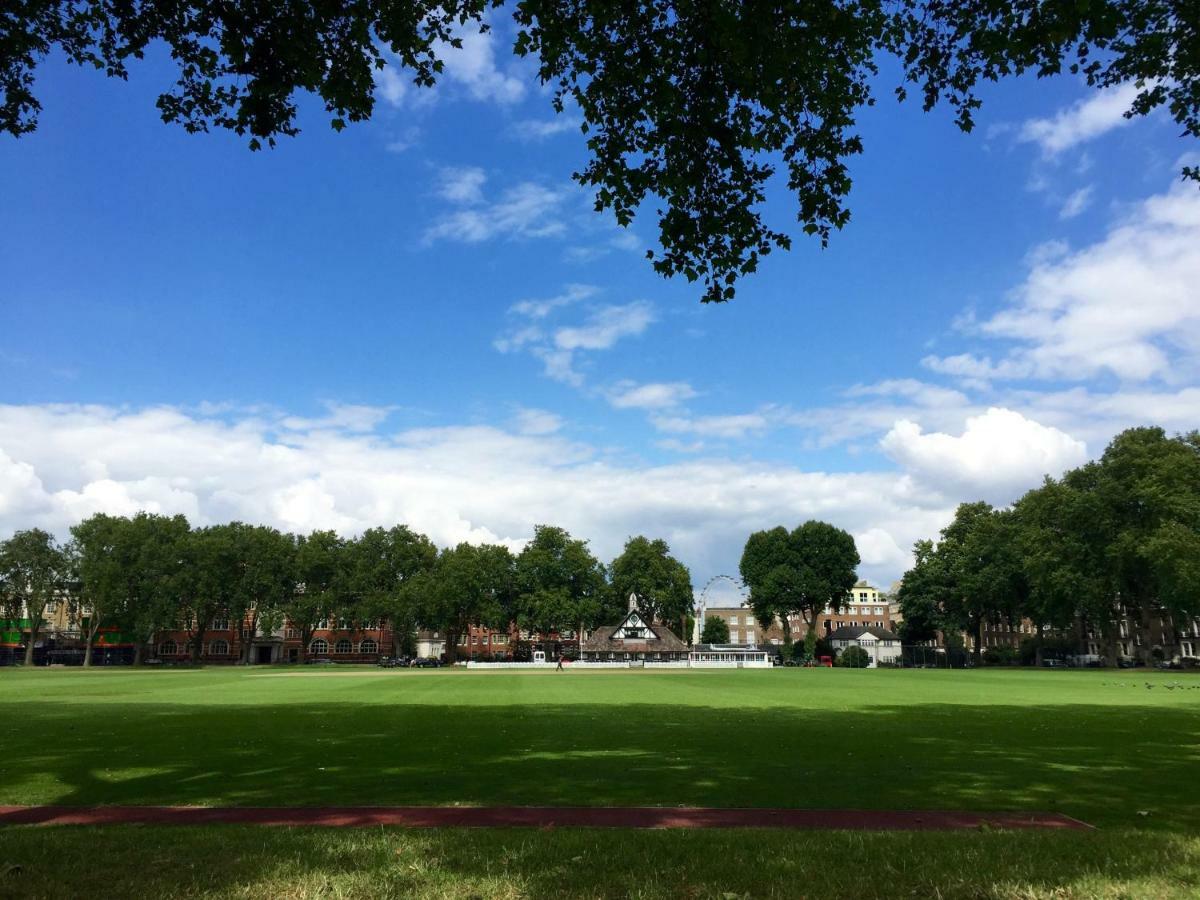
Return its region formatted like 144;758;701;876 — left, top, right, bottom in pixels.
5;1;1195;300
898;426;1200;664
607;535;693;635
739;520;860;642
514;524;609;635
0;528;70;665
699;614;729;645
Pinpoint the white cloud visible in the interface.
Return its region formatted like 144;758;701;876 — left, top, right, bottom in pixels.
844;379;968;409
375;66;408;108
0;403;978;586
509;284;597;320
880;407;1088;504
651;411;772;440
439;28;526;105
607;381;698;410
435;167;487;204
923;179;1200;384
424;181;570;244
513;408;563;436
494;291;654;388
280;403;394;434
511;117;582;141
1058;185;1094;220
1018;82;1142;155
553;302;655;351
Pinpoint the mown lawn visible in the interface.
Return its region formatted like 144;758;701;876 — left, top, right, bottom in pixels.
1;666;1197;898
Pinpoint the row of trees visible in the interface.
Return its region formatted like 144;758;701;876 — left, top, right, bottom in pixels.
898;427;1200;665
0;517;694;666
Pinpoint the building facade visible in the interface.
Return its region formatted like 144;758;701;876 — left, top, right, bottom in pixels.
701;580;895;646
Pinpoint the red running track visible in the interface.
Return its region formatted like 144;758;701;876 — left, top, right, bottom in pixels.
0;806;1092;830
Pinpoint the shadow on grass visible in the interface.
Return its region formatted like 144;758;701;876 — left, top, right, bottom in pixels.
1;700;1197;833
1;824;1199;898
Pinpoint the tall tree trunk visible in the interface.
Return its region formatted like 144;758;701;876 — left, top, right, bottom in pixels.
133;640;144;666
1034;622;1044;668
83;619;100;668
971;618;983;665
1138;599;1155;665
191;623;208;664
23;616;40;665
444;626;459;664
300;626;311;663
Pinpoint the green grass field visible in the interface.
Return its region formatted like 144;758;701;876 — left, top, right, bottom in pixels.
1;666;1198;898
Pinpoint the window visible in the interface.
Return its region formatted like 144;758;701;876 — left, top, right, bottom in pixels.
285;628;298;639
493;634;509;645
359;639;378;655
458;634;469;645
874;607;882;615
160;640;178;655
310;638;329;654
334;639;352;654
729;615;738;625
315;619;329;630
208;639;229;656
211;618;229;631
337;618;352;630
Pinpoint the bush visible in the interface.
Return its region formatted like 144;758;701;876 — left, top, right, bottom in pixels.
837;646;871;668
982;645;1018;666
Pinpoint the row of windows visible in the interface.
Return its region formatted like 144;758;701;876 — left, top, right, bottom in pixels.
160;640;232;656
309;639;379;655
159;638;382;656
456;634;511;646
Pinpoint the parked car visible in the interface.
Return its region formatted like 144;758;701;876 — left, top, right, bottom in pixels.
410;657;441;668
306;657;335;665
377;656;409;668
1041;658;1065;668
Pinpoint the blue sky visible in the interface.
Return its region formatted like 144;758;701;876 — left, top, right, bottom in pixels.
2;25;1198;594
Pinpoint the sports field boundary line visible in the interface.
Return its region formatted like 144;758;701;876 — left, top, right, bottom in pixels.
0;806;1093;831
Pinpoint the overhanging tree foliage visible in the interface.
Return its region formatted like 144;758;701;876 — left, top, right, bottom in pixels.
5;2;1195;301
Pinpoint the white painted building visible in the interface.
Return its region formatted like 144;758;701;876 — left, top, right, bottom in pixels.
828;625;901;667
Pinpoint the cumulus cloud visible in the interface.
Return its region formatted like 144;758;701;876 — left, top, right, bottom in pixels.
923;179;1200;384
606;381;698;410
439;28;526;105
1018;82;1142;155
0;403;973;587
880;407;1088;504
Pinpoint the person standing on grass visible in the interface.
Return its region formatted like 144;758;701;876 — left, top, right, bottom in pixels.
556;653;564;671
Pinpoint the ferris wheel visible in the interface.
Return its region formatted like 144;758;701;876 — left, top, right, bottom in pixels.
695;574;748;631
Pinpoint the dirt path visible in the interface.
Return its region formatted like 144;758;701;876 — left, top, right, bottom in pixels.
0;805;1092;830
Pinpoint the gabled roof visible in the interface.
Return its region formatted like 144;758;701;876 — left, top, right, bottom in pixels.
582;615;688;653
828;625;899;642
